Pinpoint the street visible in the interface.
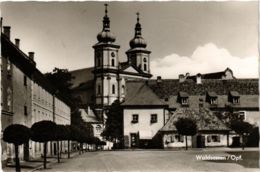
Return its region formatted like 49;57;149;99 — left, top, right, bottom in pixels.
37;149;259;172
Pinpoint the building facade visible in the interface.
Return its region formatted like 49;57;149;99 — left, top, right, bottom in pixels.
1;24;71;164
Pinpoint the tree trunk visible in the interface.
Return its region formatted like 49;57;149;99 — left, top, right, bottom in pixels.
185;136;188;150
57;140;60;163
242;134;245;150
43;142;47;169
68;140;70;159
14;144;21;172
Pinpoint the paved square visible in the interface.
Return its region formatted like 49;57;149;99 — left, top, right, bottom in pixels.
40;149;259;172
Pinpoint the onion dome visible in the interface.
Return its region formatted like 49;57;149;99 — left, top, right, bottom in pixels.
129;12;147;49
97;4;116;43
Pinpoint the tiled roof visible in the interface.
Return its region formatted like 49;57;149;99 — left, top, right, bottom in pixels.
122;81;167;106
160;107;230;132
148;79;258;98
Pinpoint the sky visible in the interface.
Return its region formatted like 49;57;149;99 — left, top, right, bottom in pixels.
1;1;259;78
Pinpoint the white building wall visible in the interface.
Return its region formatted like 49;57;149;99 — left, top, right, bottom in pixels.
123;108;165;148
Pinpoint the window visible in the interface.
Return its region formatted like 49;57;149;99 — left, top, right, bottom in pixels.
111;59;115;67
143;58;147;62
239;111;246;121
181;98;188;105
144;64;147;71
132;114;138;123
179;92;189;106
97;84;101;94
111;52;115;57
122;85;125;94
112;84;116;94
210;97;217;105
233;97;240;104
211;135;220;142
175;135;184;142
24;106;28;116
97;57;101;67
23;75;27;86
151;114;157;123
208;135;220;143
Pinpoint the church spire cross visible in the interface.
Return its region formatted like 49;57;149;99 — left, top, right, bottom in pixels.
136;12;140;23
105;4;108;16
103;3;110;31
135;12;142;37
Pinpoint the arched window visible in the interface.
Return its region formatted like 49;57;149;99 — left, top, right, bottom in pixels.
111;59;115;67
97;84;101;94
97;57;101;67
122;85;125;94
112;84;116;94
143;58;147;62
144;64;147;71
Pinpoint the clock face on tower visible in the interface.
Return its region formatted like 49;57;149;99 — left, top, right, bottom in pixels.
111;52;115;57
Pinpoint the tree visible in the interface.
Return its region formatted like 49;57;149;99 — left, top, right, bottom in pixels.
55;125;68;163
102;100;123;146
230;120;253;150
45;68;74;97
174;118;197;150
3;124;31;172
31;121;57;169
65;125;72;158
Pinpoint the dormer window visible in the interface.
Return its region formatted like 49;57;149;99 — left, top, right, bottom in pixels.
229;91;240;104
179;92;189;106
207;92;218;105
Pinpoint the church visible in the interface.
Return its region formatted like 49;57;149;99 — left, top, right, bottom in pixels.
70;4;259;149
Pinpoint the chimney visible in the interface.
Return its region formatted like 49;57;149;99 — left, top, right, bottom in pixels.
196;73;202;84
28;52;34;60
15;38;20;48
179;74;185;83
157;76;162;84
3;26;10;39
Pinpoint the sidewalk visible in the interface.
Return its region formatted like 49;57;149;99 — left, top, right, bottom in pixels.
2;151;80;172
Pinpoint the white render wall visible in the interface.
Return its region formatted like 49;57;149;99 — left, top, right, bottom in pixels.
123;108;165;148
31;81;71;158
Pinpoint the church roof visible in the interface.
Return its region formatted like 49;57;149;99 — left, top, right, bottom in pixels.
122;81;167;107
160;107;230;132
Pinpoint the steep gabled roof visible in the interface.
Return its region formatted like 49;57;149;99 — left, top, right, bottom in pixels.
122;81;167;107
160;108;230;132
80;108;101;123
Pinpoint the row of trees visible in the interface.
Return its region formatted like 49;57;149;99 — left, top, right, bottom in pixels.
3;120;104;172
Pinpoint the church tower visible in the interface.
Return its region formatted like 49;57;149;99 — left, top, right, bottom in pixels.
126;13;151;74
93;4;120;107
